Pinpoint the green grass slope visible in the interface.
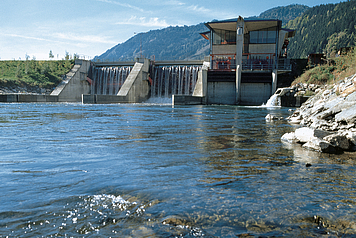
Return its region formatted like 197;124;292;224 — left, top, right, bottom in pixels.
0;60;74;90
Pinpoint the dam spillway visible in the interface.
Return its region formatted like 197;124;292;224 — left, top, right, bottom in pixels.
149;65;201;98
87;64;202;99
88;65;132;95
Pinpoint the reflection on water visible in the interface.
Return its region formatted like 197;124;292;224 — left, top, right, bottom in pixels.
1;103;356;237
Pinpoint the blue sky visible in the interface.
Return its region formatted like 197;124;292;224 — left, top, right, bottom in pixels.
0;0;343;60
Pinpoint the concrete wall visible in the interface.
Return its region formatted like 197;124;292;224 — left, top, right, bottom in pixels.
240;83;271;105
51;59;91;102
212;45;236;55
249;44;276;55
172;95;204;105
82;94;128;104
207;81;236;105
192;64;208;104
117;59;150;103
0;94;58;102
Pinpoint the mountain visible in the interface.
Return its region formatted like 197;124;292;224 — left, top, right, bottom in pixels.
95;23;209;62
94;4;309;61
249;4;309;25
286;0;356;58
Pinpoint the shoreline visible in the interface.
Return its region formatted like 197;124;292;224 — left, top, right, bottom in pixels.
281;72;356;153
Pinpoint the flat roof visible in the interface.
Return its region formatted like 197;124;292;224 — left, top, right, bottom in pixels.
205;18;283;33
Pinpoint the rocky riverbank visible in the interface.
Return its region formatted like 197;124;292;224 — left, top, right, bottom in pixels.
0;85;52;95
281;72;356;153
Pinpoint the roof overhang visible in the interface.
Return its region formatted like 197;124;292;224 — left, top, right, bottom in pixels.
205;18;283;34
199;31;210;40
281;28;296;38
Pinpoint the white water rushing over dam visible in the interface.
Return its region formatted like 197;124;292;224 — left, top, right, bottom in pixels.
88;66;132;95
150;66;201;98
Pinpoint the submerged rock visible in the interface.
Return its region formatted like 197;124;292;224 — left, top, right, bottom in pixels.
265;114;283;121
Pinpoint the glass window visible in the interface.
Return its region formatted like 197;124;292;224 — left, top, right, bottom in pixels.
267;30;277;43
250;31;259;44
213;29;236;45
213;30;223;45
250;27;277;44
258;31;267;43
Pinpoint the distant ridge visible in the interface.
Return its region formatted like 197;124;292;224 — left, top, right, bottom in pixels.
94;4;309;62
248;4;309;25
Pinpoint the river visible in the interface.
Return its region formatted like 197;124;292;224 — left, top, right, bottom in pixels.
1;102;356;237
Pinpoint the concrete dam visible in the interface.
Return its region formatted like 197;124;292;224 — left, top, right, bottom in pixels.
80;59;204;104
0;17;297;105
0;58;286;105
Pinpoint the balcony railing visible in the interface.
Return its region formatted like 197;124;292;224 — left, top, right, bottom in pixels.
211;55;236;70
242;59;274;70
211;54;291;71
277;58;292;71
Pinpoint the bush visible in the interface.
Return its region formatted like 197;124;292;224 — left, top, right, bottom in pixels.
292;48;355;86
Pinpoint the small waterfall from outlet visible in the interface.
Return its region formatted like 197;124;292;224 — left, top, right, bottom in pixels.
88;65;132;95
263;94;281;107
150;66;201;99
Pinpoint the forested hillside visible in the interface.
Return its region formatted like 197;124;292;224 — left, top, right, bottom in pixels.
250;4;309;25
96;23;209;61
286;0;356;58
94;4;308;62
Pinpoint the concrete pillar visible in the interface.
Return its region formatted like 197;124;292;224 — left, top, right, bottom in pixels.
235;16;244;104
192;61;209;104
202;67;208;104
272;69;278;94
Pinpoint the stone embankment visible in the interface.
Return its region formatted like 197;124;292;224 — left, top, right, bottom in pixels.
0;85;52;95
281;72;356;153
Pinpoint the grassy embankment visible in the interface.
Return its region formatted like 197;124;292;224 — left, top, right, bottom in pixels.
0;59;75;90
292;48;356;88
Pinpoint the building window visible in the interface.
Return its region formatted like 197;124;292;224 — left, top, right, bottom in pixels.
213;29;236;45
249;27;277;44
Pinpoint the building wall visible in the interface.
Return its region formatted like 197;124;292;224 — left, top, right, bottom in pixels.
207;81;236;105
240;83;272;105
249;44;276;55
278;30;288;57
212;45;236;55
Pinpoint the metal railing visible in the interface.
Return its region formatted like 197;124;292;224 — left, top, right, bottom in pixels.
211;54;236;70
242;59;274;70
277;58;292;71
211;54;291;71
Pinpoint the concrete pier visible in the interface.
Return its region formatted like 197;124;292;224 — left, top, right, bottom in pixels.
235;17;244;104
51;59;91;102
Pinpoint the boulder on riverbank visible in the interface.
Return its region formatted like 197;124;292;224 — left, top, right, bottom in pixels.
282;73;356;153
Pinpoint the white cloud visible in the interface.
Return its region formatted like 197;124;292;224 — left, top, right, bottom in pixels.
96;0;145;12
2;33;59;43
116;16;170;28
187;5;211;13
52;33;117;45
161;0;185;6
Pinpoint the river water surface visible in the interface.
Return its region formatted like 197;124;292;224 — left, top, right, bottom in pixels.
1;102;356;237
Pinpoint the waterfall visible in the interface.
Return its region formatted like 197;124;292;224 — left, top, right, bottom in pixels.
88;66;132;95
150;65;201;98
264;94;281;107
